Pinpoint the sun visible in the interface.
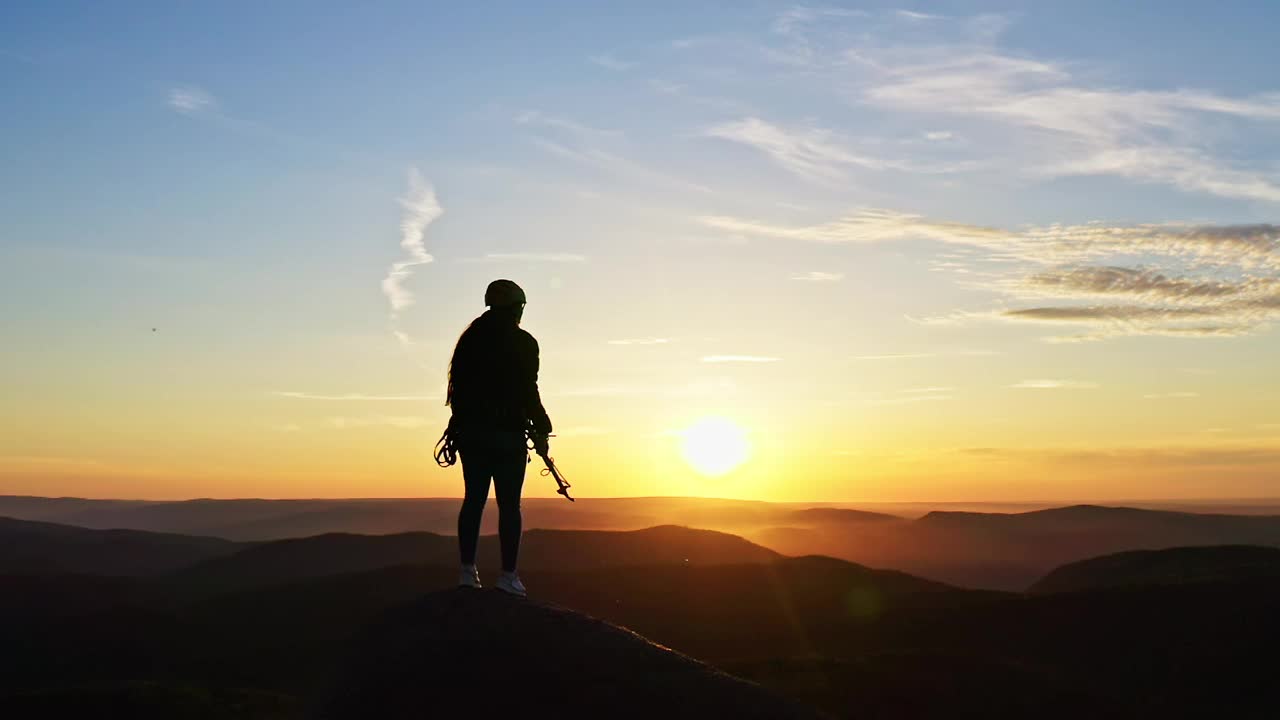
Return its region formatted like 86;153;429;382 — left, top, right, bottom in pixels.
679;416;751;477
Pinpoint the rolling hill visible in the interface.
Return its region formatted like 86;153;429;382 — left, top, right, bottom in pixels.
0;516;239;575
1028;545;1280;594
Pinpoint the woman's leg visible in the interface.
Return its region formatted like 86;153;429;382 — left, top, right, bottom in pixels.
492;445;528;573
457;450;493;566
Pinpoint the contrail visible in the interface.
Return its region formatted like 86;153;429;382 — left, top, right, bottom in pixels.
382;168;442;342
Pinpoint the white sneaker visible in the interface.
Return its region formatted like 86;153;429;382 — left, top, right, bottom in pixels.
495;571;527;597
458;564;481;589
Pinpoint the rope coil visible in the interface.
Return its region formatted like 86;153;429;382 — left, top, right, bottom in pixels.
434;428;458;468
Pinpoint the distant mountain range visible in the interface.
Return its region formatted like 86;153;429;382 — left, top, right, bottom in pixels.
6;496;1280;590
751;503;1280;589
0;495;840;540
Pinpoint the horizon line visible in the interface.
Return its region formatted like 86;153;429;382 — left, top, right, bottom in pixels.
5;493;1280;506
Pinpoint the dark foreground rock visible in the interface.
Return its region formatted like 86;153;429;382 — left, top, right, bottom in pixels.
314;588;826;719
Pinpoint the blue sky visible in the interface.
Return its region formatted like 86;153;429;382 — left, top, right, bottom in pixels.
3;2;1280;500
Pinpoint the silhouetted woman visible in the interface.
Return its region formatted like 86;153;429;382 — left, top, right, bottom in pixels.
446;279;552;597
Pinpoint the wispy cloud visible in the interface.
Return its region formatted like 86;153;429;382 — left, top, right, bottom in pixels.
516;110;619;137
851;349;997;360
1051;146;1280;204
698;208;1014;247
997;304;1269;342
163;84;371;161
791;271;844;282
649;79;687;95
853;352;936;360
1019;266;1259;301
951;444;1280;469
477;252;587;263
329;416;430;429
273;391;437;401
607;337;671;345
871;394;952;405
704;117;970;182
381;169;442;343
868;384;956;405
589;54;634;71
646;78;755;115
0;454;114;470
1010;379;1099;389
557;385;645;398
896;10;944;21
854;39;1280;202
702;355;780;363
773;6;867;36
168;86;215;114
1036;324;1256;343
556;378;740;399
532;137;714;195
705;117;889;181
701;208;1280;340
1002;306;1221;323
745;9;1280;203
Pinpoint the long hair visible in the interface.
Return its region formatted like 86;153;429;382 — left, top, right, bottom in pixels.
446;305;521;407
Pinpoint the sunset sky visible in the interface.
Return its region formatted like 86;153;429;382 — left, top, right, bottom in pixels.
3;1;1280;502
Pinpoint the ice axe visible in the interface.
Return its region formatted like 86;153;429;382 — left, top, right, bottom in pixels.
529;431;574;502
539;450;574;502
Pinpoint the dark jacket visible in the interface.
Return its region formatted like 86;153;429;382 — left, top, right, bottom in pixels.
447;309;552;435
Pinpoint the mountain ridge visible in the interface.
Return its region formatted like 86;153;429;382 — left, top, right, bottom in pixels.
1029;545;1280;594
0;515;239;575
